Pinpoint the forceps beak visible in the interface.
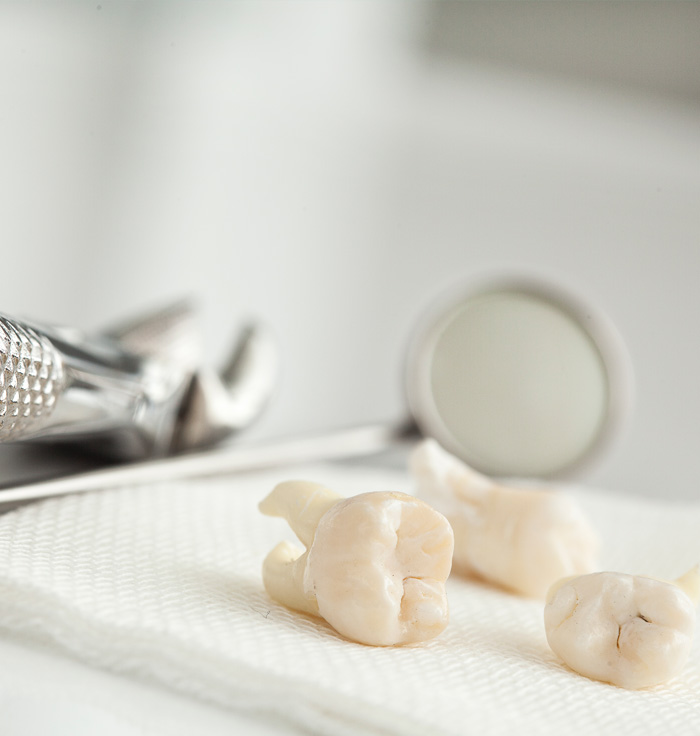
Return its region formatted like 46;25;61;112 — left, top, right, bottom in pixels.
171;322;278;453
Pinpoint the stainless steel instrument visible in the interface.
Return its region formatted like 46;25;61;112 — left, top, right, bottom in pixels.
0;276;633;513
0;302;277;460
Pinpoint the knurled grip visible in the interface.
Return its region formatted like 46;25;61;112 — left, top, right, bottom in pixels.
0;316;65;441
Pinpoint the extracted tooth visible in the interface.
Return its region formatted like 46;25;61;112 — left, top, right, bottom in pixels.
544;569;698;689
259;481;454;646
409;439;598;598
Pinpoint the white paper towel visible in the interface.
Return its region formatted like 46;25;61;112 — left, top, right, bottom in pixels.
0;465;698;736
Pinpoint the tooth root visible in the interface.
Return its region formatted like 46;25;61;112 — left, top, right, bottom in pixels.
261;541;319;616
672;565;700;607
258;481;342;547
410;439;494;505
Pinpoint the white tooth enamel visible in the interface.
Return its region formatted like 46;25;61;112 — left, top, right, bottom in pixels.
544;571;697;689
259;482;454;646
409;439;598;598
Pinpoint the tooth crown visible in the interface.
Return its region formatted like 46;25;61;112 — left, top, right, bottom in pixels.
0;317;65;440
545;572;697;689
307;492;454;646
259;483;454;647
411;439;598;598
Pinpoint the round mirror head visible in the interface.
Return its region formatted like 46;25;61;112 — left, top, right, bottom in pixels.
406;279;632;479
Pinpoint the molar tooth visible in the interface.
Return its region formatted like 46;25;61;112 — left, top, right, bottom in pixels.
259;482;453;646
544;570;697;689
410;439;598;598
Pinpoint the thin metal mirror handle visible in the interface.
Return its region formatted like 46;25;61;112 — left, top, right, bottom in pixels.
0;423;411;512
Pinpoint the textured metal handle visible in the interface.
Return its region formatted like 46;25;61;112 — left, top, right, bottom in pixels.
0;313;191;459
0;316;65;441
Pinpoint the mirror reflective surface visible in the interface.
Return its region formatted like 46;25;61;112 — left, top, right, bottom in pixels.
407;280;632;478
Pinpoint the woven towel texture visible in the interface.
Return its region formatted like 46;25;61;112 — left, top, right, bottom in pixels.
0;466;698;736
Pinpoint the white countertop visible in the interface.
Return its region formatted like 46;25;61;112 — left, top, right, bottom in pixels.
0;636;294;736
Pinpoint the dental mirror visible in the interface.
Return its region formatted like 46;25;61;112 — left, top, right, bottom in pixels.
0;274;632;509
404;278;631;478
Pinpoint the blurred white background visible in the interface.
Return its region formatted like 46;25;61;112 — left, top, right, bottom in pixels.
1;1;699;498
